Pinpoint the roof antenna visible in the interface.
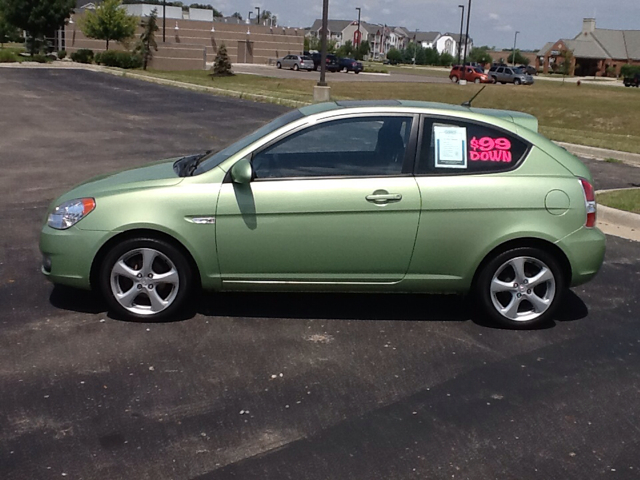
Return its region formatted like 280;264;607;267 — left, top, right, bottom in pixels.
461;86;486;107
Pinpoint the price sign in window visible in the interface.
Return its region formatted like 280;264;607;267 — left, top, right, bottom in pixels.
433;125;467;169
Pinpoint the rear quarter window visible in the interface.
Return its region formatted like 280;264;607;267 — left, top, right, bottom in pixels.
416;117;531;175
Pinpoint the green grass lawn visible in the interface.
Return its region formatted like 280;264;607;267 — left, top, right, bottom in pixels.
597;189;640;214
142;69;640;154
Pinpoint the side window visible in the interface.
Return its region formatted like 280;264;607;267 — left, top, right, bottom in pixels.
416;117;530;175
497;67;504;74
505;68;513;75
252;116;413;179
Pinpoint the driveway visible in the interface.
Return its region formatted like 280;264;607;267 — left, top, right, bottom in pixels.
1;69;639;480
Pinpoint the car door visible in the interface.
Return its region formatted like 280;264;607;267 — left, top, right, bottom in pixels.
215;114;422;286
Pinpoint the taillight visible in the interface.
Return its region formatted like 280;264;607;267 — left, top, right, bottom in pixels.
579;178;596;227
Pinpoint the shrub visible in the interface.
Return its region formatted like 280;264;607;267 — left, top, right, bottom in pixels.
0;49;17;63
620;64;640;79
32;53;49;63
57;50;67;59
70;48;94;64
94;49;142;69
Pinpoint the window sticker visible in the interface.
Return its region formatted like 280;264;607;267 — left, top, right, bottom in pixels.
433;125;467;169
470;136;513;163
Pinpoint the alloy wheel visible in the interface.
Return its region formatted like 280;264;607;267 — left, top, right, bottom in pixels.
110;248;179;316
489;256;556;322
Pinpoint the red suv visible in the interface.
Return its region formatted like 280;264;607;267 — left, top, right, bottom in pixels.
449;65;491;84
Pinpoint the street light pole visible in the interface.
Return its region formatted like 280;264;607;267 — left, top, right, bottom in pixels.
355;7;361;49
318;0;329;87
162;0;166;42
462;0;471;81
457;5;464;66
512;31;520;65
255;7;261;25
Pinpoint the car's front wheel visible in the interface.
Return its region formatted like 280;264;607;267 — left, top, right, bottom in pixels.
100;237;193;321
293;64;299;71
276;62;282;69
514;78;522;85
474;78;481;84
475;247;565;329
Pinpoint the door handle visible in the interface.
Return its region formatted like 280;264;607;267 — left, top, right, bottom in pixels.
366;192;402;204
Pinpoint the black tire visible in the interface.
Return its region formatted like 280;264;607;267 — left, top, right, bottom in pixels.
451;75;459;83
293;63;299;71
354;70;359;74
514;78;521;85
276;62;282;69
474;247;565;329
474;78;481;84
99;237;194;322
491;76;497;84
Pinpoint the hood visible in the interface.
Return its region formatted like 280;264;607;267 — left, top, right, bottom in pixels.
55;159;183;204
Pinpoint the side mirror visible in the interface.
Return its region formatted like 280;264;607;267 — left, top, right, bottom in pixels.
230;157;253;184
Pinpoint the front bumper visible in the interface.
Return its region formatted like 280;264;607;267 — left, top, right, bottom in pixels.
40;225;114;290
556;226;606;287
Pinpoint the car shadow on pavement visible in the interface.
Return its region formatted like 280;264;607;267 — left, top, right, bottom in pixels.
49;286;588;329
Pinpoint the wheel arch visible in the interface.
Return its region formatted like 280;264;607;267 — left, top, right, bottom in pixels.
471;237;572;290
90;228;202;291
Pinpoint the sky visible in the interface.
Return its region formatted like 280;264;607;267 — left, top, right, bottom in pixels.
203;0;640;50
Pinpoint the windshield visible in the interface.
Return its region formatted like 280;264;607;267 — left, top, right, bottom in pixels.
194;109;304;174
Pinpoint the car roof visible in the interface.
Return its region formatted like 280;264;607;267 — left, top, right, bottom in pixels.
298;100;539;132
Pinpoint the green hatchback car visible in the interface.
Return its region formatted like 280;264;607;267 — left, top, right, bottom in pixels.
40;100;605;328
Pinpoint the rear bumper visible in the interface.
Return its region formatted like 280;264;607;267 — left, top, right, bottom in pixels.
556;226;606;287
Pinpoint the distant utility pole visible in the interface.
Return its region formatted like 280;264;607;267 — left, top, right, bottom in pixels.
255;7;261;25
462;0;471;80
457;4;464;66
162;0;166;42
355;7;361;48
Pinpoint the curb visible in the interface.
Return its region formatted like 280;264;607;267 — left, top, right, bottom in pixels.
596;188;640;242
556;142;640;167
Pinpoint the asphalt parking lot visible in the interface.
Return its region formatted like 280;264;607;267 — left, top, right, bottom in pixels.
1;68;640;480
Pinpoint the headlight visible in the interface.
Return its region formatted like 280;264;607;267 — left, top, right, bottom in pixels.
47;198;96;230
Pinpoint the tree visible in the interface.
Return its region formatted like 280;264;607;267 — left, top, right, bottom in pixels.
135;8;158;70
211;43;233;76
260;10;272;22
336;40;355;59
355;40;370;60
231;12;242;21
386;47;402;64
507;49;529;66
559;49;573;83
0;0;74;56
0;10;19;47
439;52;455;66
80;0;137;50
469;47;492;66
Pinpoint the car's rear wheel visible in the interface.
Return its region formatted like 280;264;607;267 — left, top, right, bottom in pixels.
475;247;565;329
514;78;522;85
491;76;497;83
276;62;282;69
451;75;459;83
100;237;193;321
293;64;299;71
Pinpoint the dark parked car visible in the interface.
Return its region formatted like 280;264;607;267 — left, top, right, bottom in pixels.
309;52;340;72
519;65;538;76
623;73;640;87
339;58;363;73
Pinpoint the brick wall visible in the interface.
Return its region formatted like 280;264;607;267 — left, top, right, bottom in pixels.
65;14;304;70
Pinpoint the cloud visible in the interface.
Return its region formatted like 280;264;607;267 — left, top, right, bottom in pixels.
382;8;391;15
489;13;499;20
494;25;513;32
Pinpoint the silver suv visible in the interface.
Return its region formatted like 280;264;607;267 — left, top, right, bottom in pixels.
488;65;534;85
